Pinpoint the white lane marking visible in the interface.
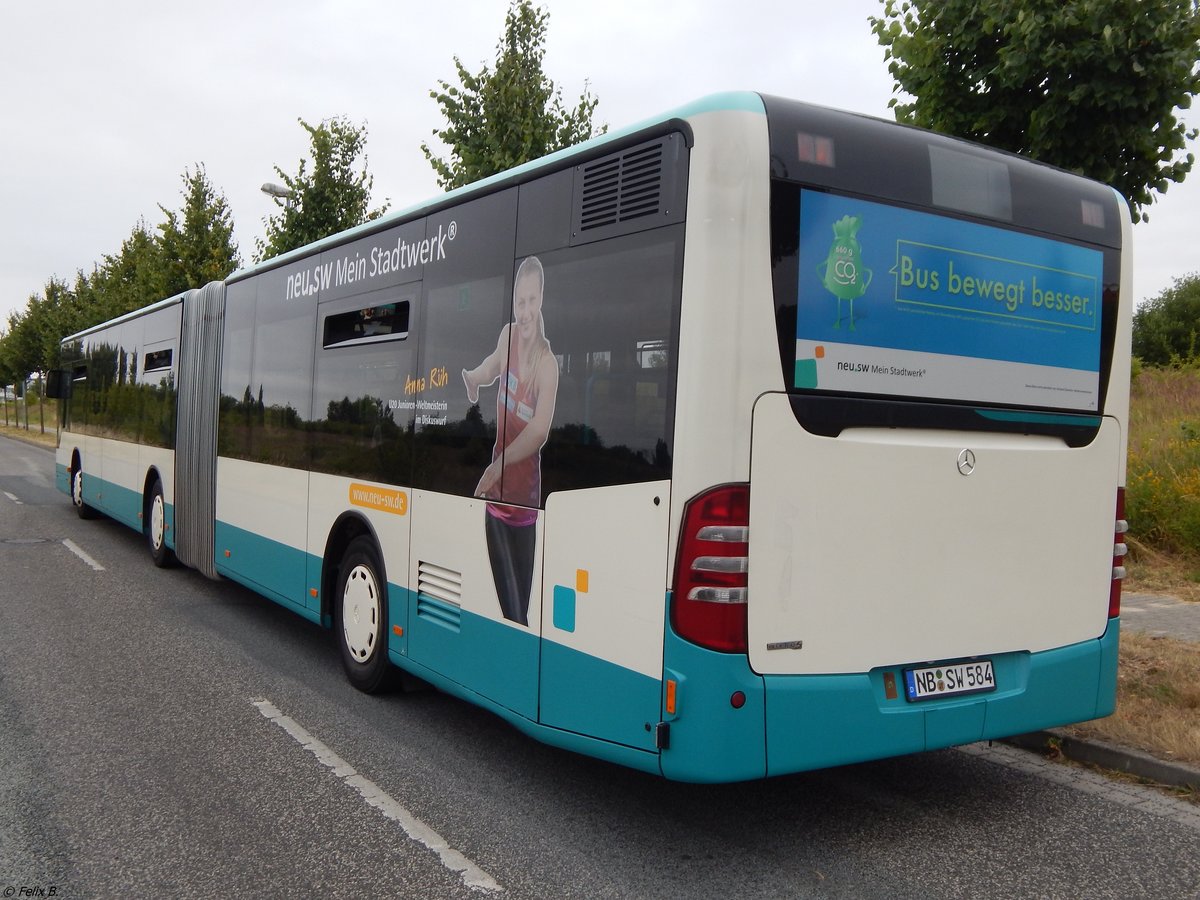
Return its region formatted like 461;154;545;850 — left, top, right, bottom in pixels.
252;698;503;894
61;538;105;572
3;491;23;505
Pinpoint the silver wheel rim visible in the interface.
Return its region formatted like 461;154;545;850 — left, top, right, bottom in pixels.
72;468;84;507
150;493;166;551
342;564;380;663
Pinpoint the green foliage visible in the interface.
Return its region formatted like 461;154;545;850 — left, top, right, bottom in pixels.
89;222;169;321
255;118;388;262
1132;272;1200;366
158;165;240;296
422;0;603;191
0;165;240;382
870;0;1200;222
0;305;41;387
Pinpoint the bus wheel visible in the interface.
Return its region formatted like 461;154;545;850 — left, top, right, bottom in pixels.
71;459;96;520
335;536;391;693
145;478;176;568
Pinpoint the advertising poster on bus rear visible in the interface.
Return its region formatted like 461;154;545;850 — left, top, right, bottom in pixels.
793;190;1104;412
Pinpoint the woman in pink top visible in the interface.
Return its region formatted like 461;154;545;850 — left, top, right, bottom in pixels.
462;256;559;625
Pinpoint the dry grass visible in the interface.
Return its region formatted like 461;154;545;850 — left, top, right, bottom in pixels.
1086;534;1200;768
1125;367;1200;556
1124;540;1200;603
0;422;57;449
1067;631;1200;767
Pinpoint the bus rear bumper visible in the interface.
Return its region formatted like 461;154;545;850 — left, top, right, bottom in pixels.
762;618;1120;777
659;616;1119;781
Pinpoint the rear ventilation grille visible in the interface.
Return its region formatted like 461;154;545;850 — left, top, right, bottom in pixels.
570;132;686;245
580;143;664;231
417;561;462;632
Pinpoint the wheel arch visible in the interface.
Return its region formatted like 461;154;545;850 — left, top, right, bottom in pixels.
321;512;388;627
141;466;165;515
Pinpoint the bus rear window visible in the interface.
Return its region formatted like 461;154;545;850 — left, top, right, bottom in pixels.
782;188;1106;415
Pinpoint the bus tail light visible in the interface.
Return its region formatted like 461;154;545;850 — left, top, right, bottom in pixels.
672;484;750;653
1110;488;1127;619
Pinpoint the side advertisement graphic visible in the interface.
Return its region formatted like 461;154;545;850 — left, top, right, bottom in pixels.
462;256;559;626
795;191;1104;411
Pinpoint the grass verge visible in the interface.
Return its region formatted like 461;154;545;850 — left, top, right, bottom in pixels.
0;422;57;449
1065;629;1200;768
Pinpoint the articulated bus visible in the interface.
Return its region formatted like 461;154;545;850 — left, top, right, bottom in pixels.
50;93;1131;782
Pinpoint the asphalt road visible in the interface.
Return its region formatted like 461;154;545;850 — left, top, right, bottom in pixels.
1;435;1197;899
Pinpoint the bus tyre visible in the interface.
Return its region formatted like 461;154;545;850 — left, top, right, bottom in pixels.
71;460;97;520
145;478;176;568
336;536;391;693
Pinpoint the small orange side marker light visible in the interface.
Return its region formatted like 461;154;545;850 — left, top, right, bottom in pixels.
665;679;677;715
310;588;318;598
393;625;404;637
224;550;231;558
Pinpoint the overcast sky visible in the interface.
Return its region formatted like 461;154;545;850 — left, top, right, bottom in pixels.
2;0;1197;329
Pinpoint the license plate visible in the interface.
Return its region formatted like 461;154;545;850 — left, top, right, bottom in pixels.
904;660;995;702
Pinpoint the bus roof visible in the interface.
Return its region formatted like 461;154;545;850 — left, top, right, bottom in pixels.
60;292;185;344
228;91;768;286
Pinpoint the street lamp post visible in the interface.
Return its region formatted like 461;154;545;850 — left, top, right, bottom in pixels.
260;182;297;209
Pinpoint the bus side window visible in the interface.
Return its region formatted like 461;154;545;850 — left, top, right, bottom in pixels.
218;279;257;461
311;293;416;484
536;230;682;494
411;190;518;498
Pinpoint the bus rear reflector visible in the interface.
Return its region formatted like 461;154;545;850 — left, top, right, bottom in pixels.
671;484;750;653
1110;488;1126;619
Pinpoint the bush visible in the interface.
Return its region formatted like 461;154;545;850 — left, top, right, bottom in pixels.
1132;273;1200;367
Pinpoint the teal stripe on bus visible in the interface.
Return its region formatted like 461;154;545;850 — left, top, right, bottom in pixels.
540;639;662;753
73;472;142;531
214;520;318;622
976;408;1104;427
405;590;539;721
55;463;70;495
660;612;768;783
391;646;663;776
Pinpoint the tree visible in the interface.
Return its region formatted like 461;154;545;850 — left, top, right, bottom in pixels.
90;221;168;322
1132;272;1200;365
0;305;40;386
0;166;241;383
158;164;240;297
422;0;603;190
255;118;388;262
871;0;1200;221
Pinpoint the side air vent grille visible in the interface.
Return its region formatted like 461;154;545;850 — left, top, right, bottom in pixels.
571;132;687;245
417;561;462;632
580;143;664;231
418;560;462;604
